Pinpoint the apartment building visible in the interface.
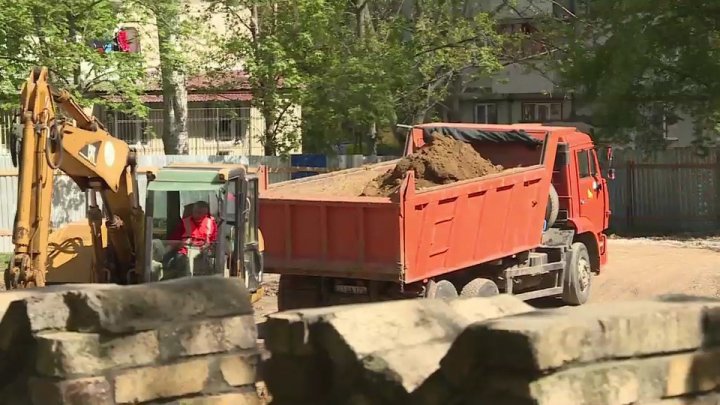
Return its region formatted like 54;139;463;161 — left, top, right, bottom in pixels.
458;0;696;147
92;1;301;156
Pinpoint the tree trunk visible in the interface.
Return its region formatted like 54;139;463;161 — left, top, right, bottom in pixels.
262;108;277;156
355;0;378;155
156;5;189;155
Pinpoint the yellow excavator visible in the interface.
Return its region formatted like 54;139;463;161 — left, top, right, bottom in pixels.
4;67;266;302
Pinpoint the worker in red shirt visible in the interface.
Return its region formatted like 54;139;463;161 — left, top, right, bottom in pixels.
162;201;218;279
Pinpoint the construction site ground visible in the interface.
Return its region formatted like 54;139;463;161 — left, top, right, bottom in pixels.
252;236;720;322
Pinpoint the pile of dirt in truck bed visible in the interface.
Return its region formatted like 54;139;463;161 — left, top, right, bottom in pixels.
361;133;503;197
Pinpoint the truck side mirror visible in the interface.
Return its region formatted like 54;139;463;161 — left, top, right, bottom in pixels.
607;168;616;180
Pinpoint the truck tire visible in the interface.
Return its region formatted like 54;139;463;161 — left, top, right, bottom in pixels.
460;278;499;297
562;242;592;305
425;279;458;299
546;184;559;228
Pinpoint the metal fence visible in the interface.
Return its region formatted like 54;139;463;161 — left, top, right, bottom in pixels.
0;108;266;156
604;148;720;234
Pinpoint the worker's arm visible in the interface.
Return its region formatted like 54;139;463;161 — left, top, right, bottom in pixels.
208;217;219;243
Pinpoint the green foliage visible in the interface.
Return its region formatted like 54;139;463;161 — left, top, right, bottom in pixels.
537;0;720;151
208;0;506;155
0;0;147;114
299;1;506;154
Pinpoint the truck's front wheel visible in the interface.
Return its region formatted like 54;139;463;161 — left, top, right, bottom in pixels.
562;242;592;305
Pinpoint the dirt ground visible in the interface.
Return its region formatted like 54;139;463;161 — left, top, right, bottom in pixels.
590;237;720;302
254;237;720;321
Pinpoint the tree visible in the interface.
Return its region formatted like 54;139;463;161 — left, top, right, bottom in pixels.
209;0;308;156
138;0;191;154
298;0;507;154
0;0;146;113
501;0;720;151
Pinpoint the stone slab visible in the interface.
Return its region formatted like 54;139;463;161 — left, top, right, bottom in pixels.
35;330;159;377
30;376;113;405
64;277;254;333
466;347;720;405
442;297;720;384
159;315;257;360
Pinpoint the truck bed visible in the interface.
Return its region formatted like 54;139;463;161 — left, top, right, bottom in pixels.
260;126;558;284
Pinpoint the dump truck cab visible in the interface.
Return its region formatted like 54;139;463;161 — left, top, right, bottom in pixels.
144;163;265;294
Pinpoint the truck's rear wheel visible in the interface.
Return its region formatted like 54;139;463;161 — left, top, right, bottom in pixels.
460;278;499;297
425;279;458;299
562;242;592;305
546;184;559;228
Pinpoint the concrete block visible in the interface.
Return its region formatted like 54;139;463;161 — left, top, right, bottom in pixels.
113;358;210;403
170;390;261;405
448;294;534;326
35;330;159;377
219;352;259;387
442;298;720;384
467;348;720;405
264;303;368;355
159;315;257;360
64;277;254;333
30;376;113;405
638;392;720;405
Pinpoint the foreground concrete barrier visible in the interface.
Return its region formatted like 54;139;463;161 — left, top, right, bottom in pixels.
0;277;261;405
263;294;535;404
263;294;720;405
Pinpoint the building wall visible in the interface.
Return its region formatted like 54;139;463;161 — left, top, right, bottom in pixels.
123;0;248;72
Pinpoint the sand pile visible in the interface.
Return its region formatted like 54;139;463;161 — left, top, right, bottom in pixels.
361;133;503;197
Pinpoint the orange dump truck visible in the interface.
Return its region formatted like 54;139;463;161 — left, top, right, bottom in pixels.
260;123;613;310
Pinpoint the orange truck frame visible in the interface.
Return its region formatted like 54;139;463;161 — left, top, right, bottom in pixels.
260;123;613;309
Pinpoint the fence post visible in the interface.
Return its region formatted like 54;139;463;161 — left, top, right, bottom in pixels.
626;160;635;231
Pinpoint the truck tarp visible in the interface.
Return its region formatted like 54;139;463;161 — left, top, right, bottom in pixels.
423;127;542;146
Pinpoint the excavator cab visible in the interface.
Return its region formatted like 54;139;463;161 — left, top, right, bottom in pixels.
143;164;264;294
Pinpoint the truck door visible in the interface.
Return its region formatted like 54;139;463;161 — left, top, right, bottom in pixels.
576;148;606;234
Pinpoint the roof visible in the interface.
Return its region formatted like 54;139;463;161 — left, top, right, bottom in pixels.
417;122;593;147
147;169;225;191
103;70;258;103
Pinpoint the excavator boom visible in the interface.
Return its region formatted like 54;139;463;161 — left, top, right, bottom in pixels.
5;68;145;289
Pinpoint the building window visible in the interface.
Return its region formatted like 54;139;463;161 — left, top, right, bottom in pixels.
474;103;498;124
522;102;562;122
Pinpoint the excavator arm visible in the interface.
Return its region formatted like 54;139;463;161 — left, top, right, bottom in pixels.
4;67;145;289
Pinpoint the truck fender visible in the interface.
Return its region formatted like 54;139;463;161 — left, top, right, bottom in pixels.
572;231;601;274
568;217;594;235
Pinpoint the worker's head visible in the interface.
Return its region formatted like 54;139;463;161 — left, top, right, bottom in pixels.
192;201;210;221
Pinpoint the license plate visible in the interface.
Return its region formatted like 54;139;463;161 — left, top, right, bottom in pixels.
334;284;368;295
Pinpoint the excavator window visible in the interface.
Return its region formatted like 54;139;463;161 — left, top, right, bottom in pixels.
147;187;227;281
